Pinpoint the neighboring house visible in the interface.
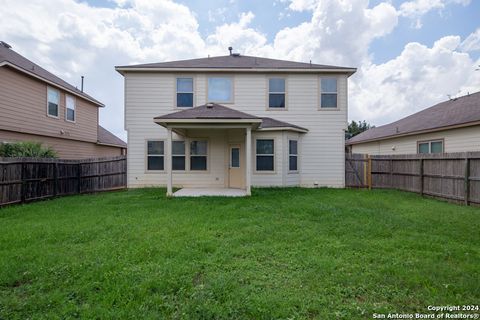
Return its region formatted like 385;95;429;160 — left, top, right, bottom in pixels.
347;92;480;155
116;50;356;195
0;41;126;158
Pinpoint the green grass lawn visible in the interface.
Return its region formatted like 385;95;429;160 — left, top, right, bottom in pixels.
0;188;479;319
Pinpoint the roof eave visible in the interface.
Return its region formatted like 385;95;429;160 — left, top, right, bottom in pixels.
1;62;105;107
257;127;308;133
96;142;127;148
115;66;357;75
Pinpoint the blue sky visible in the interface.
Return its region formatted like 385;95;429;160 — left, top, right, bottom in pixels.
1;0;479;140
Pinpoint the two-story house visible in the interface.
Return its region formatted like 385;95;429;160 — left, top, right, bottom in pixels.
116;50;356;196
0;41;126;158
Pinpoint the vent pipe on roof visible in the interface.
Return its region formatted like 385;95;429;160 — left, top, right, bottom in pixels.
228;47;233;56
81;76;84;92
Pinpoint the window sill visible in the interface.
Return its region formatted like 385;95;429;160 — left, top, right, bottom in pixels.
318;107;341;111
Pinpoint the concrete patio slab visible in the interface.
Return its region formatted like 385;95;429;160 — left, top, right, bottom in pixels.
173;188;248;197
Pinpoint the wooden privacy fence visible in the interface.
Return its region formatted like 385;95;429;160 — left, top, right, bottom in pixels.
0;156;126;206
346;152;480;206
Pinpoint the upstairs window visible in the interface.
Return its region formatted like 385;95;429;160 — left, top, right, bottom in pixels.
190;140;208;170
418;140;443;154
66;95;76;122
177;78;194;108
172;141;186;171
289;140;298;171
47;87;59;117
208;77;232;103
147;140;164;171
268;78;286;109
256;139;274;171
320;78;337;108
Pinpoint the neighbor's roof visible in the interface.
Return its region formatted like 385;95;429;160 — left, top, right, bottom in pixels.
97;126;127;148
116;55;356;74
347;91;480;145
0;41;104;107
154;103;308;132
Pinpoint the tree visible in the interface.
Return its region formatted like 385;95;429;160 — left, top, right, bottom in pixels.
0;141;57;158
346;120;374;139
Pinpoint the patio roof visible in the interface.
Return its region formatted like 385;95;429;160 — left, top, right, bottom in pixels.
154;103;308;132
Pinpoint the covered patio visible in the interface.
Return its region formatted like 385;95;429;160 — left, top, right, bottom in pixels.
153;103;308;197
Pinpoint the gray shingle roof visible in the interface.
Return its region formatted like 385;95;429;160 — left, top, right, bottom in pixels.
154;103;307;132
155;103;261;120
117;54;355;71
347;91;480;145
259;117;308;132
0;41;104;107
97;126;127;148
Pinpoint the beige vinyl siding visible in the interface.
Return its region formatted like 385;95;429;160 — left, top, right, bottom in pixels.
350;125;480;155
0;129;123;159
124;72;348;188
0;67;98;143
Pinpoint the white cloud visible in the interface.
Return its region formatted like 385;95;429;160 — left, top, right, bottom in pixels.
399;0;471;29
461;28;480;52
350;35;480;125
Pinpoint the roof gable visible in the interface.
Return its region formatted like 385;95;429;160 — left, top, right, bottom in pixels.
347;92;480;145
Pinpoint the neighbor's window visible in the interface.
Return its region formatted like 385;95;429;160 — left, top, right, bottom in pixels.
47;87;59;117
289;140;298;171
268;78;285;109
177;78;194;108
418;140;443;154
208;77;232;103
320;77;337;108
190;140;207;170
65;95;75;122
256;139;274;171
172;141;186;170
147;140;164;171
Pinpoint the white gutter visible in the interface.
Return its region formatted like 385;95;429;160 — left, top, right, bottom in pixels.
116;67;357;75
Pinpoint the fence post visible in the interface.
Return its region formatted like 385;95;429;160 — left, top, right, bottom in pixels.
419;158;424;196
20;162;26;203
464;156;470;206
77;163;82;194
389;159;393;188
53;162;58;197
368;155;372;190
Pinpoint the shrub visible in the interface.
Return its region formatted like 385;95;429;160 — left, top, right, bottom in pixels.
0;141;57;158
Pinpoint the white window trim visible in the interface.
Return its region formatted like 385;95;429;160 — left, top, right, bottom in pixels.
255;138;276;174
417;139;444;154
288;139;299;173
175;76;195;109
318;76;339;110
145;139;165;173
266;76;288;110
46;86;60;119
65;94;76;123
189;139;209;171
206;76;234;104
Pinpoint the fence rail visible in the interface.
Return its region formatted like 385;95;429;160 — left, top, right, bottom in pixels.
346;152;480;206
0;156;126;206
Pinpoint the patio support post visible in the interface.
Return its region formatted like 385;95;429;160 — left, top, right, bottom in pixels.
166;127;173;196
246;126;252;196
